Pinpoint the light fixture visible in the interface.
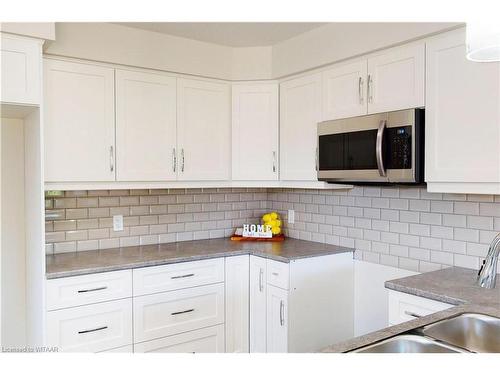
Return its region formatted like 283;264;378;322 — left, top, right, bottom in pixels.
466;22;500;62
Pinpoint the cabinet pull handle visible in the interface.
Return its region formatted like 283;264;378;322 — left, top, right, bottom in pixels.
78;326;108;334
181;148;185;172
358;77;364;104
367;74;373;103
172;148;177;173
404;310;423;319
259;268;264;292
171;273;195;279
171;308;195;316
272;151;277;173
77;286;108;293
109;146;114;172
280;300;285;326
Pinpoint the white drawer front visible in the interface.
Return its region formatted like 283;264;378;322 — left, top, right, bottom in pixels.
133;283;224;343
388;290;453;325
133;258;224;296
266;259;289;290
98;345;133;353
46;299;133;352
134;325;225;353
46;270;132;311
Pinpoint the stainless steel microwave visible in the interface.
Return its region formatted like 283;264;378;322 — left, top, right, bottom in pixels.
317;108;424;184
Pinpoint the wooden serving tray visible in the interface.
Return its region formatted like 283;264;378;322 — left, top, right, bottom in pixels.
230;234;285;242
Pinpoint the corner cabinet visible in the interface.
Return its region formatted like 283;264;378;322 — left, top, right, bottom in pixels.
177;78;231;181
115;69;177;181
279;73;322;181
232;82;279;180
249;253;354;353
44;59;116;182
425;28;500;194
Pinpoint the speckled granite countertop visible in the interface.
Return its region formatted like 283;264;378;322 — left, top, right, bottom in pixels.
321;267;500;353
46;238;353;279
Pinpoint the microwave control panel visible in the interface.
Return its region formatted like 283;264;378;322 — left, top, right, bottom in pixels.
386;126;412;169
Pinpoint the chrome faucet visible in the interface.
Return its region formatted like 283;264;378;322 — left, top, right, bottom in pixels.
477;232;500;289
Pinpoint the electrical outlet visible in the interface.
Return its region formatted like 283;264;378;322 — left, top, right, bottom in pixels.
113;215;124;231
287;209;295;224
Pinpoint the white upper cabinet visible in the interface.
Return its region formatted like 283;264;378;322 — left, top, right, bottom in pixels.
232;82;278;180
115;69;177;181
425;28;500;194
367;43;425;114
0;33;42;105
177;78;231;181
322;60;367;120
280;73;322;181
44;59;115;182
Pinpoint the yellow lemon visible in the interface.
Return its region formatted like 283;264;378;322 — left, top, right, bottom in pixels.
275;219;282;227
270;212;278;220
271;226;281;235
269;220;277;227
262;214;271;222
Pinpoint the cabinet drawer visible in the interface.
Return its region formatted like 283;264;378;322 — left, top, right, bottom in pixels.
133;258;224;296
134;325;225;353
46;270;132;311
266;259;289;290
98;345;133;353
133;283;224;343
388;290;453;325
46;299;132;352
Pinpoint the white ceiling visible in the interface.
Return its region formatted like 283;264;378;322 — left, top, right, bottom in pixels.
114;22;326;47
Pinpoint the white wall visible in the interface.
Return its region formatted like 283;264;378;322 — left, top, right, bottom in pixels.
0;22;55;40
271;22;460;78
1;117;27;347
354;260;417;337
231;46;273;80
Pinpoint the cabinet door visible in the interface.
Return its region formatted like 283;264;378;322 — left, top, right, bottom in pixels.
425;28;500;194
0;33;41;105
249;256;267;353
322;60;367;120
367;43;425;114
225;255;249;353
44;59;115;182
280;73;322;181
232;83;278;180
177;78;231;180
266;285;288;353
115;69;177;181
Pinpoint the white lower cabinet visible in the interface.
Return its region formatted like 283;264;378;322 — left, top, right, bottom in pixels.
98;345;134;353
46;299;133;353
388;290;453;326
249;253;354;353
134;325;225;353
133;283;225;343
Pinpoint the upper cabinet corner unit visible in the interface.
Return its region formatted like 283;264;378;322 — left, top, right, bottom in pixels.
43;58;231;183
322;42;425;121
231;82;279;181
1;32;43;106
425;28;500;195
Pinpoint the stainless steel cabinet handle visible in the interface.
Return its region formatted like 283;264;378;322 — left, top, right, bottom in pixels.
358;77;364;104
367;74;373;103
181;148;185;172
171;308;195;316
272;151;276;173
78;326;108;334
172;148;177;173
404;310;423;319
376;119;387;177
171;273;195;279
280;300;284;326
77;286;108;293
259;268;264;292
109;146;114;172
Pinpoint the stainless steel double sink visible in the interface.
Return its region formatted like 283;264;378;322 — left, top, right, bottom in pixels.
354;313;500;353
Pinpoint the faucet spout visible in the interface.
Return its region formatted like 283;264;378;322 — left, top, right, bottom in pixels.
477;233;500;289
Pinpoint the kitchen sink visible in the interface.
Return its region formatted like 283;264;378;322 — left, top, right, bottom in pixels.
422;313;500;353
354;335;464;353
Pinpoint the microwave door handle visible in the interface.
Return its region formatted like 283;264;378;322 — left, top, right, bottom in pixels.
376;119;387;177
